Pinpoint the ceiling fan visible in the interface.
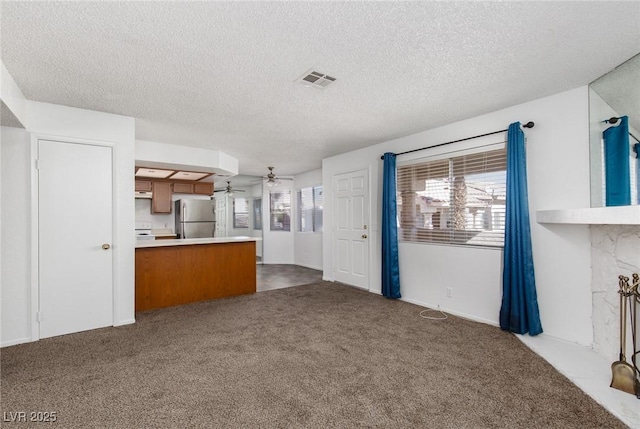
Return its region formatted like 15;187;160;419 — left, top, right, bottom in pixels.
259;166;293;187
213;181;245;197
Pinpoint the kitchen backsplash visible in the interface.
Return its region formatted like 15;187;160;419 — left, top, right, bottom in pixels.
135;198;174;231
135;195;211;231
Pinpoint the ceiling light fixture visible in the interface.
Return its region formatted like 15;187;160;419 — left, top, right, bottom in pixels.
135;167;175;179
261;166;293;187
169;171;211;181
213;181;245;197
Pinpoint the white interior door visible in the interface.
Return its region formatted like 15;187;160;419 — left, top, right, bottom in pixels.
38;139;113;339
215;197;227;237
333;169;369;289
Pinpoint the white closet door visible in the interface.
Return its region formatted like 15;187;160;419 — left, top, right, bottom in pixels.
38;139;113;339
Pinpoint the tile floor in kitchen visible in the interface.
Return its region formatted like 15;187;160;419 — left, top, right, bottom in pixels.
256;264;323;292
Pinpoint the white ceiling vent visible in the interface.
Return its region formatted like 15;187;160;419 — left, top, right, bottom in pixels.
296;70;336;89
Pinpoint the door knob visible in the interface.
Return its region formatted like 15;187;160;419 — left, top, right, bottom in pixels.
102;243;111;250
362;234;368;239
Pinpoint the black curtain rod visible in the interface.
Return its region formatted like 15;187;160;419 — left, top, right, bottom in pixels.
603;117;640;143
380;121;535;160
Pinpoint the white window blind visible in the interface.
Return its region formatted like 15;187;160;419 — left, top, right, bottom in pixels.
253;198;262;230
297;186;323;232
270;191;291;231
233;197;249;229
396;146;507;247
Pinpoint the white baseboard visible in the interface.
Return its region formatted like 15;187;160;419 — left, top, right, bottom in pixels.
114;318;136;327
517;331;593;349
398;296;500;328
294;262;323;271
1;336;33;348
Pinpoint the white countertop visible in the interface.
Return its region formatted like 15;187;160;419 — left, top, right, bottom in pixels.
135;236;261;248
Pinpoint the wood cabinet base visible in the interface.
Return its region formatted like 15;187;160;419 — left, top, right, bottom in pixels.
135;242;256;312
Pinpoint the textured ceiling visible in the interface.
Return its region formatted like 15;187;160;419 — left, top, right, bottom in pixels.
2;2;639;176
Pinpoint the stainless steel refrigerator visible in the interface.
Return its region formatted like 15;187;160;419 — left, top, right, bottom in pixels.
175;199;216;238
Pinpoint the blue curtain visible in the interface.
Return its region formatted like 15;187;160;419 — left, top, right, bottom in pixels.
382;152;401;299
499;122;542;336
634;143;640;204
603;116;631;206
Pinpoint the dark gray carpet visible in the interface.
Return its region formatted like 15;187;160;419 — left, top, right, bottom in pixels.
0;282;625;428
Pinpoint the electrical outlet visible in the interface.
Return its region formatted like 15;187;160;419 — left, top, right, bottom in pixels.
446;287;453;298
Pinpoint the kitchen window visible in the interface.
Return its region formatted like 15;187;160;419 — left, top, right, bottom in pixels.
297;186;323;232
397;146;507;248
233;197;249;229
269;191;291;231
253;198;262;230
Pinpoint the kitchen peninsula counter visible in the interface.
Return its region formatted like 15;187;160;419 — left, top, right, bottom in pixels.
135;236;261;248
135;237;260;311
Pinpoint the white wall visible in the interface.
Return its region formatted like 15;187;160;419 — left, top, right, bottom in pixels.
1;101;136;346
250;183;264;259
294;169;323;270
0;61;27;126
226;189;256;238
1;127;31;345
135;139;238;177
262;180;295;265
213;183;263;258
0;65;28;347
323;87;594;346
1;127;2;346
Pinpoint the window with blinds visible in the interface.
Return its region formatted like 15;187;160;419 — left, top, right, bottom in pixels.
297;186;323;232
270;191;291;231
396;146;507;247
233;197;249;229
253;198;262;230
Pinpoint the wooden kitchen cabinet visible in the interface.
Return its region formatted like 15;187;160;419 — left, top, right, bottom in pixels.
135;241;256;311
152;181;172;213
194;182;214;195
135;180;152;192
172;182;193;194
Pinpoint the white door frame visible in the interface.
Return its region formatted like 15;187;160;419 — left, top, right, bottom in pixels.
332;167;371;291
29;133;118;341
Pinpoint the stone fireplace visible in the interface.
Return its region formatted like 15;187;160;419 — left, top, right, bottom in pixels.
591;224;640;362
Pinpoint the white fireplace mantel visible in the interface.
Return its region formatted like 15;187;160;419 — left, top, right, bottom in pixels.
536;205;640;225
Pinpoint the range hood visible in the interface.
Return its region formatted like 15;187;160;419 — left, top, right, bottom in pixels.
135;191;153;199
